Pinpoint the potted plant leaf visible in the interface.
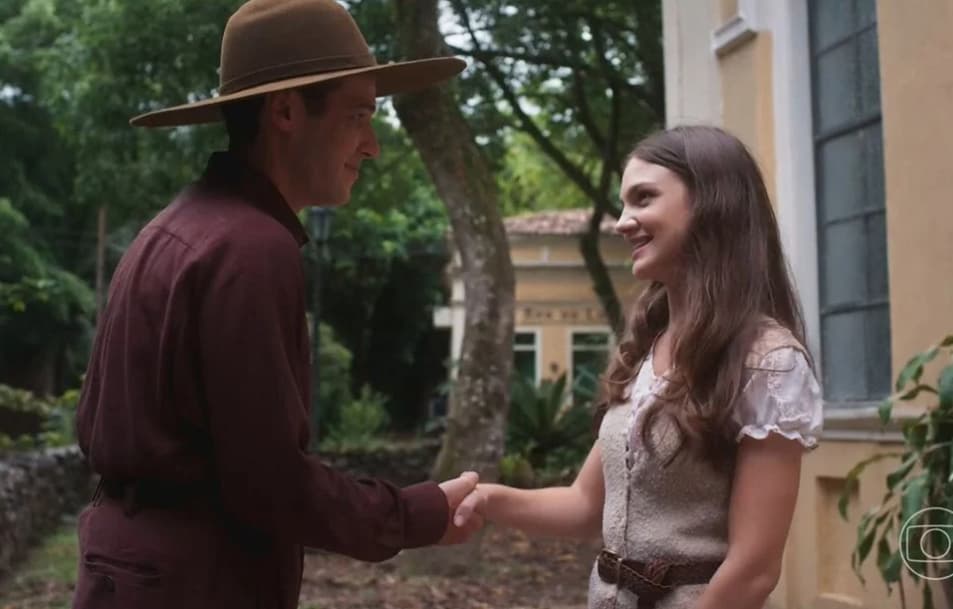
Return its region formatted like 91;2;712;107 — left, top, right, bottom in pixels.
841;334;953;608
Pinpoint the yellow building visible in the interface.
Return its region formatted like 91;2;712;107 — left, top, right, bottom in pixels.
434;209;639;397
663;0;953;607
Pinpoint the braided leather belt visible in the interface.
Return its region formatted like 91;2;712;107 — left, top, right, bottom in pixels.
596;549;721;609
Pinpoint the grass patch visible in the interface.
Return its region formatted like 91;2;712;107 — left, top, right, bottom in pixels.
0;519;77;609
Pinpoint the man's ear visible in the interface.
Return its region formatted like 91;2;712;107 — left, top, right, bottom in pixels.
262;90;298;134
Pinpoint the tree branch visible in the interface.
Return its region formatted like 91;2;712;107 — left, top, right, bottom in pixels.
558;16;608;158
446;44;592;73
449;0;603;207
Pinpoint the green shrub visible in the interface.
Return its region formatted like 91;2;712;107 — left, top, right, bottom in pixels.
504;373;593;485
321;385;391;450
311;321;354;432
499;453;535;488
0;384;78;455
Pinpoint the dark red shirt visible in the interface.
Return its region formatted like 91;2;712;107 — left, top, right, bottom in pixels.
75;152;447;608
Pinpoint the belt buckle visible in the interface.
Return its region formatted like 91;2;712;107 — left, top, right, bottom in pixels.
600;551;623;583
643;560;672;588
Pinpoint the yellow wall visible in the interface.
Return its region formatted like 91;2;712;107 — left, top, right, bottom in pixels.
661;1;953;607
509;234;641;381
717;0;738;24
711;6;949;609
875;0;953;374
771;437;931;609
718;32;777;203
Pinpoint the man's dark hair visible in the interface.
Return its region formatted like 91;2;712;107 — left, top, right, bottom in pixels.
221;80;341;151
221;96;266;151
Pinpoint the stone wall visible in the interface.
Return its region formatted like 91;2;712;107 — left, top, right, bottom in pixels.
320;440;442;486
0;440;440;577
0;446;92;578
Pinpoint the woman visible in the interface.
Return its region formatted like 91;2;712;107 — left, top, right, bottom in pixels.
455;126;823;609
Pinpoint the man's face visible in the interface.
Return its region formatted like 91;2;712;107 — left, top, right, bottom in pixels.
287;75;380;208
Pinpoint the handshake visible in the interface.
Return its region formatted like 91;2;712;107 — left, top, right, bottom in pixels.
437;471;489;545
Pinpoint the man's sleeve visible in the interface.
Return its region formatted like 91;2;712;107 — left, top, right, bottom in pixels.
196;236;448;561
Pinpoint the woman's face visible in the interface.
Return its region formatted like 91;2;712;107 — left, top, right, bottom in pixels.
615;157;693;284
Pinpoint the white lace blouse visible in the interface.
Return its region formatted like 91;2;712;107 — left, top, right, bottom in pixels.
624;346;823;452
733;346;823;448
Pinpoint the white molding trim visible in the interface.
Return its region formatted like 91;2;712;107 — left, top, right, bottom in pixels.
767;0;823;366
712;0;765;56
711;12;757;56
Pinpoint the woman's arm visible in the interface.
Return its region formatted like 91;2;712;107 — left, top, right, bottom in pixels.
454;441;605;540
693;433;803;609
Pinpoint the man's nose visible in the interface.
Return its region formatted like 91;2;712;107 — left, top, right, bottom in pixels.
361;124;380;159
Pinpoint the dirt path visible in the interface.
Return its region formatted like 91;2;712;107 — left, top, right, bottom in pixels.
298;526;599;609
1;522;598;609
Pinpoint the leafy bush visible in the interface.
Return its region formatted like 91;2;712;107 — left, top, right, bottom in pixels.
321;385;391;450
0;384;78;455
307;320;354;434
499;453;535;488
0;199;95;389
841;334;953;607
503;373;593;486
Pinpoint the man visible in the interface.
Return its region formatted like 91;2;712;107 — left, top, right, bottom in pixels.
73;1;480;607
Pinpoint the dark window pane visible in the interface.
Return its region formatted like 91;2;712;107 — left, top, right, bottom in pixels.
858;28;881;114
822;219;867;307
817;133;865;222
572;332;610;348
514;351;536;384
809;0;889;404
863;122;885;210
867;212;889;299
815;42;860;132
856;0;877;27
572;349;607;404
810;0;855;50
866;305;891;397
822;310;869;401
514;332;536;346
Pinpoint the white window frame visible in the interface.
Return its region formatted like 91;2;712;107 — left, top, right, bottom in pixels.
567;327;613;396
767;0;891;419
513;327;541;385
765;0;822;368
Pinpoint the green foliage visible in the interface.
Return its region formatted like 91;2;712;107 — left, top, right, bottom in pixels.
315;322;354;432
318;116;451;429
0;384;78;455
444;0;663;201
2;2;450;419
321;385;391;450
840;334;953;602
504;373;592;486
0;198;94;389
497;133;586;217
499;453;535;488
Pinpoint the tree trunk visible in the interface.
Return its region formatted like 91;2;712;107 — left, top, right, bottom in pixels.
393;0;515;485
580;208;624;335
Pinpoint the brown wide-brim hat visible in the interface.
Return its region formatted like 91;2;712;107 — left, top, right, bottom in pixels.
130;0;465;128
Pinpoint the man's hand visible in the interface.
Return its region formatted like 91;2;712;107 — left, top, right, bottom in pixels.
437;472;485;544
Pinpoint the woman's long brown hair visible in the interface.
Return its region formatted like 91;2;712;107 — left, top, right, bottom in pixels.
598;126;809;466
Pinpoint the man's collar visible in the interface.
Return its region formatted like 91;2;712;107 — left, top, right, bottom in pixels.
202;151;310;247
